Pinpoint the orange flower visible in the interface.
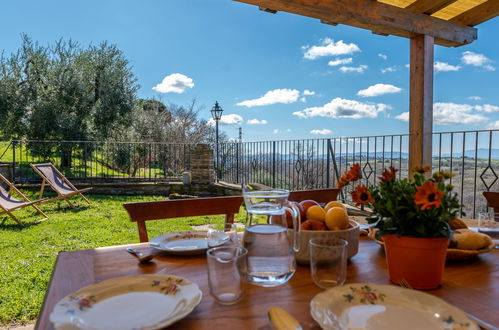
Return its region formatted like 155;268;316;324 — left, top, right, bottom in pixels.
337;163;361;188
380;166;398;183
413;165;432;174
349;163;362;181
414;181;444;210
352;185;374;206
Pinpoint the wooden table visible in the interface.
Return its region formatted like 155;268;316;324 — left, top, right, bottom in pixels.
36;237;499;329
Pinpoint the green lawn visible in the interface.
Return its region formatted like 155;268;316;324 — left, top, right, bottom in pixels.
0;193;245;327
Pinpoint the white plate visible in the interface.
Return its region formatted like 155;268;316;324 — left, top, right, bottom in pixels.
50;274;202;330
310;283;478;330
150;231;229;255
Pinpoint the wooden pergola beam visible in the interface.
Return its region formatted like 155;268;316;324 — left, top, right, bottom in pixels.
234;0;477;47
406;0;458;15
450;0;499;27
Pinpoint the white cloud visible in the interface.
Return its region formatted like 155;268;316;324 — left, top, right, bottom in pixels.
378;53;388;60
303;38;360;60
303;90;316;96
311;129;332;135
300;97;307;102
381;66;397;74
247;118;268;125
395;102;488;125
434;61;461;72
328;58;353;66
487;121;499;130
237;89;300;107
152;73;194;93
357;83;402;97
475;104;499;113
293;97;390;120
461;51;496;71
286;129;292;132
208;114;243;126
273;129;280;134
468;96;481;101
339;65;368;73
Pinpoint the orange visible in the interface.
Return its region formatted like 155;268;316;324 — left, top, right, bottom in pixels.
306;205;326;222
325;207;349;231
324;201;346;212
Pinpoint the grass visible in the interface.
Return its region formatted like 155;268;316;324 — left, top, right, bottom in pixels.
0;192;246;327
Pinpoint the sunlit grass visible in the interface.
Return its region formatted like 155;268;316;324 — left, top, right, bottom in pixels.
0;192;245;326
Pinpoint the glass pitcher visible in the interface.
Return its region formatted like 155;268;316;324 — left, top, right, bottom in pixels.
242;189;301;287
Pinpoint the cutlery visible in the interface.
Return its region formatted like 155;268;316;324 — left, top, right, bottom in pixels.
268;307;302;330
126;247;154;264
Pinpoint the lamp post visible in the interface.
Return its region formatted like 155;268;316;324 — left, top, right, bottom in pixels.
211;101;223;180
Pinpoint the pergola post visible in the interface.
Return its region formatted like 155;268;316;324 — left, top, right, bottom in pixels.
409;34;434;176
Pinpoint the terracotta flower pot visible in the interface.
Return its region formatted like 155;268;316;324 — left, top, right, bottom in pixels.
383;234;449;290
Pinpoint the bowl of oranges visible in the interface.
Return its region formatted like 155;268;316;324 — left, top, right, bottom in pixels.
290;200;359;265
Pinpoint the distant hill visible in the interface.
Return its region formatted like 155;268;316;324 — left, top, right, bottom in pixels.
439;148;499;159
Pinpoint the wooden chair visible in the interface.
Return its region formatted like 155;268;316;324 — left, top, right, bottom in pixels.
0;173;48;226
123;196;244;242
288;188;340;203
30;163;92;208
483;192;499;221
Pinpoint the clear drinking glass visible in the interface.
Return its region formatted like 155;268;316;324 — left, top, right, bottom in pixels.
207;223;239;247
478;211;499;238
207;246;248;305
309;238;348;289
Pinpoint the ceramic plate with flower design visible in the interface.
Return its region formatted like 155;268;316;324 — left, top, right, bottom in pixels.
310;284;478;330
149;230;229;255
50;274;202;330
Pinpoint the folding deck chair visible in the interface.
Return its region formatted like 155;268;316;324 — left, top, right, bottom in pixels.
30;163;92;208
0;173;48;226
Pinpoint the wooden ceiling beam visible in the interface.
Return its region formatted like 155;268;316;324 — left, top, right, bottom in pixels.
406;0;458;15
450;0;499;26
234;0;477;47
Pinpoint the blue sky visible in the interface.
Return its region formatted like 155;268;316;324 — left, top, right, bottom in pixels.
1;0;498;142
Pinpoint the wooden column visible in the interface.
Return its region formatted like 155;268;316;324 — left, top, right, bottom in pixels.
409;34;434;176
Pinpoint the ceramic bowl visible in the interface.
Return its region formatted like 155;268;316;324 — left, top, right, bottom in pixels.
294;220;359;265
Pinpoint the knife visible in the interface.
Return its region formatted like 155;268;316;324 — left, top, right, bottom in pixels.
467;313;498;330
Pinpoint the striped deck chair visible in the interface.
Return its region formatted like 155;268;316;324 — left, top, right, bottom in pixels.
30;163;92;208
0;173;48;226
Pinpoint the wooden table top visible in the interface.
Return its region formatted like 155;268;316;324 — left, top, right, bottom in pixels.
36;237;499;330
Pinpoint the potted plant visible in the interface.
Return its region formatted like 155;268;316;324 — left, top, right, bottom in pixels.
338;164;461;289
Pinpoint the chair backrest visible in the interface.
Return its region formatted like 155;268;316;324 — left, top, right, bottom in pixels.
0;174;24;209
123;196;244;242
288;188;340;204
31;163;75;195
483;192;499;221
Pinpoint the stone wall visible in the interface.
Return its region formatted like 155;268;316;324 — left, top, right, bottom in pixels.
190;144;215;184
18;182;242;197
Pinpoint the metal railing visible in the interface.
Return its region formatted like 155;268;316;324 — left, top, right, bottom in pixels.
2;129;498;218
219;130;499;218
3;140;193;183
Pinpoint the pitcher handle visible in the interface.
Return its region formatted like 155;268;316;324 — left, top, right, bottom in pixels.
286;202;301;252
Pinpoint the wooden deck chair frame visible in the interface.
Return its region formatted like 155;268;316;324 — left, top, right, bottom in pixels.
30;163;92;208
123;196;244;242
0;173;48;226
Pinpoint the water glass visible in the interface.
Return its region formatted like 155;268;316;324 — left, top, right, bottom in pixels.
207;246;248;305
207;223;239;247
478;211;499;238
309;238;348;289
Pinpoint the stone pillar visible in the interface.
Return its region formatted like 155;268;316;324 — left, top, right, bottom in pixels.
190;144;214;184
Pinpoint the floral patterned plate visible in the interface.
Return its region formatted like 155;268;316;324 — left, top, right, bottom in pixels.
150;230;229;255
50;274;202;330
310;284;478;330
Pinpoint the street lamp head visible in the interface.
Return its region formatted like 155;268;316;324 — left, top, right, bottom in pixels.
211;101;224;121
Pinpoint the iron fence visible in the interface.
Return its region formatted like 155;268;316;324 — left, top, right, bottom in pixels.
1;129;499;217
2;140;193;184
219;130;499;218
